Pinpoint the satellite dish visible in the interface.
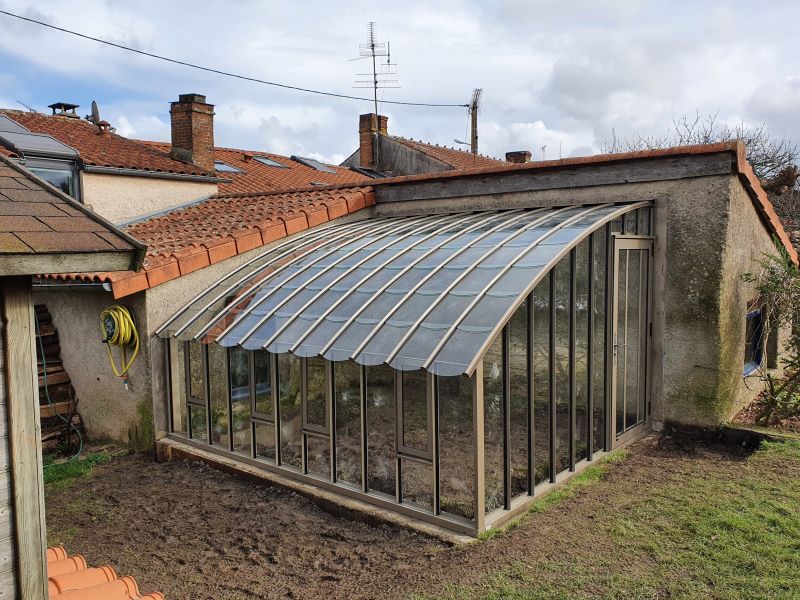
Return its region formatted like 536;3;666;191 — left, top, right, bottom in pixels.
90;100;100;124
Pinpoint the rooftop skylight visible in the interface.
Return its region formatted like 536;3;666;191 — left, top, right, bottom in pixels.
214;161;242;173
253;156;287;168
291;155;336;173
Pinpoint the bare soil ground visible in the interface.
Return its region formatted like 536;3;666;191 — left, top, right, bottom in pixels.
45;435;799;599
733;398;800;433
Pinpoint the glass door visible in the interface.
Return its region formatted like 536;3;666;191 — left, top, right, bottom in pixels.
611;238;652;445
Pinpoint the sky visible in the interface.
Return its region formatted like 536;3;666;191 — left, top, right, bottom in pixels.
1;0;799;165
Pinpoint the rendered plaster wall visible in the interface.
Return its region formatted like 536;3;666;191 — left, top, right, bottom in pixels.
32;287;152;444
81;172;217;223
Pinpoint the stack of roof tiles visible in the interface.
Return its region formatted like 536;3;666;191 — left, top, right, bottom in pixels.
46;546;162;599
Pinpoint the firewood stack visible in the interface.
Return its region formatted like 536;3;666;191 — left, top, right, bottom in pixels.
34;304;82;452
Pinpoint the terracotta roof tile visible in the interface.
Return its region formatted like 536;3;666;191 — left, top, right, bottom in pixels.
58;186;375;298
389;136;506;169
46;545;163;600
139;141;369;193
0;154;143;262
0;110;215;177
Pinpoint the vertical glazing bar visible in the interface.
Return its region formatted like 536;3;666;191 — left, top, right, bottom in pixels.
569;249;576;471
587;234;594;460
622;252;630;433
301;357;308;474
226;349;234;452
431;373;441;515
526;294;534;496
204;344;212;444
360;364;368;493
273;353;281;465
249;351;256;458
184;342;192;439
165;338;173;434
604;225;614;451
395;369;402;504
327;360;336;483
473;362;485;531
502;324;511;510
548;270;557;483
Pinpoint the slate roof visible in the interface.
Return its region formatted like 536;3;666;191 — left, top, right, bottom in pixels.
0;110;216;177
46;186;376;298
389;136;506;169
0;153;143;260
139;141;369;193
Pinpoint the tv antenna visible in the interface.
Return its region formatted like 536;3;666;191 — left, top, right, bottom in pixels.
351;22;399;114
540;144;547;160
454;88;482;155
16;100;36;112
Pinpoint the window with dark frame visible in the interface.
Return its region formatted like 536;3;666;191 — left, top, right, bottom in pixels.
744;307;766;374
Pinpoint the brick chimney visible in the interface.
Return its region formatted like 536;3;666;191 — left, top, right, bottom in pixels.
359;113;388;168
505;150;532;164
170;93;215;172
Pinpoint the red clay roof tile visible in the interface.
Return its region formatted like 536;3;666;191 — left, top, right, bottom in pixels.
1;110;215;178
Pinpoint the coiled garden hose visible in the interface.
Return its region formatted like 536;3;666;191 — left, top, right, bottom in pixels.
100;305;140;381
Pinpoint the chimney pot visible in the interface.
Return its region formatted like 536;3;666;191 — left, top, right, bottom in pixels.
505;150;532;164
170;93;215;172
358;113;388;169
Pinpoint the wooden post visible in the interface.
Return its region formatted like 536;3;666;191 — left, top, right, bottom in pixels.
2;276;48;599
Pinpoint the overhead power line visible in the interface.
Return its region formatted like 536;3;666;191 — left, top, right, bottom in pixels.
0;9;469;109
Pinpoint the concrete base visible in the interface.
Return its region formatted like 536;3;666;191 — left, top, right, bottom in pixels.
156;437;474;546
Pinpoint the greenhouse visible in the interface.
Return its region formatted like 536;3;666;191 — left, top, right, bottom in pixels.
157;201;654;535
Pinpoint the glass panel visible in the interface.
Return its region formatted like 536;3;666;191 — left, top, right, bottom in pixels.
625;250;641;430
400;458;433;512
188;341;205;400
189;405;207;442
610;218;622;233
554;258;571;475
335;361;362;487
575;240;590;462
483;335;504;513
438;375;475;521
402;370;428;451
509;301;529;498
254;350;272;417
229;347;251;454
305;357;327;429
254;422;275;463
637;208;652;236
278;353;302;469
28;167;74;197
532;277;551;485
366;364;396;495
208;344;229;447
616;251;628;435
172;342;187;434
592;230;607;454
624;211;638;235
637;250;649;424
306;434;331;479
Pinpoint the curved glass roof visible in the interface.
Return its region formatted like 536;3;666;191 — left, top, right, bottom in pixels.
157;202;648;376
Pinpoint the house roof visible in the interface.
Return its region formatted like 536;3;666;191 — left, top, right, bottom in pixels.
0;154;143;275
139;141;369;193
388;136;506;169
46;186;376;298
0;110;217;178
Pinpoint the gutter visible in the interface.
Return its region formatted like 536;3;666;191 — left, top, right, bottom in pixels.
83;164;231;184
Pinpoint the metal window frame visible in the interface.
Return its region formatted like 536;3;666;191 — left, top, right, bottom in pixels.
227;347;253;454
251;350;274;422
395;370;434;461
302;356;330;435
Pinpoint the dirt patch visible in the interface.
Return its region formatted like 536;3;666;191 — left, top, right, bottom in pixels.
45;436;760;600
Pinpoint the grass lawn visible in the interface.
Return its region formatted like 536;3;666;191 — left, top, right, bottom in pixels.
417;440;800;600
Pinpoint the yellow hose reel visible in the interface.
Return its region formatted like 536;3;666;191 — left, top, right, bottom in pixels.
100;305;140;386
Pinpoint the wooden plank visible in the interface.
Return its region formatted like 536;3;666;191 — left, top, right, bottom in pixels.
2;277;48;599
376;152;735;205
39;400;75;419
38;383;71;403
38;370;69;388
